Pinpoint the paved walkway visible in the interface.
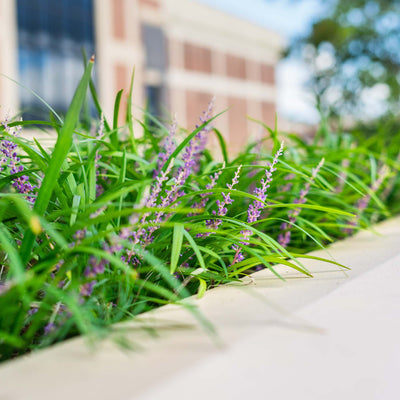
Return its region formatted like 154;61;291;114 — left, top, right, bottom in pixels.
1;217;399;400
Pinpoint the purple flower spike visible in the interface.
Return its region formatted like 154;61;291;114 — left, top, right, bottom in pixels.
140;127;213;246
153;119;177;178
334;158;350;194
83;256;107;294
28;306;39;316
197;164;242;237
193;97;215;168
344;164;389;234
44;322;56;335
1;117;38;204
80;281;96;297
121;102;215;263
190;164;224;216
227;164;242;190
231;142;284;266
118;159;174;265
139;161;174;226
278;157;325;248
92;258;106;275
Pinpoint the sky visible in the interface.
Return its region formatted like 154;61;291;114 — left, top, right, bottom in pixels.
197;0;326;123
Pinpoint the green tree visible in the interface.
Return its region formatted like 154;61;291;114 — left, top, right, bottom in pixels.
290;0;400;119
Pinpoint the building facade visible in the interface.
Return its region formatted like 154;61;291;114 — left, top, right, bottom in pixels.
0;0;283;153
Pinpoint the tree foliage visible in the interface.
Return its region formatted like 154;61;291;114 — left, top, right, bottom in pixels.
290;0;400;119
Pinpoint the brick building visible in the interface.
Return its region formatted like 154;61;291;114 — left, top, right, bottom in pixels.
0;0;283;152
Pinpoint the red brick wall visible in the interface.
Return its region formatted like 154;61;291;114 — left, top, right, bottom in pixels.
228;96;248;153
167;38;182;69
245;59;259;81
184;43;212;74
212;52;226;76
166;37;278;153
226;54;246;80
115;64;129;92
260;64;275;85
261;101;276;128
186;90;214;129
112;0;126;40
114;63;129;123
139;0;160;9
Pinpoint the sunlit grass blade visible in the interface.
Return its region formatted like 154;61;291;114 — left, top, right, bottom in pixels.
126;67;137;155
112;89;124;147
170;223;184;274
212;128;229;165
182;229;206;272
19;56;94;264
0;223;25;283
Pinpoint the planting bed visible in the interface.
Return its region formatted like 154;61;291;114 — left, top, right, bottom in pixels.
1;216;399;400
1;59;399;399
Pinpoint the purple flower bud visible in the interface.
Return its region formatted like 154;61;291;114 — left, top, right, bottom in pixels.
84;266;93;278
73;229;87;242
44;322;56;335
80;281;96;297
28;306;39;316
92;259;106;275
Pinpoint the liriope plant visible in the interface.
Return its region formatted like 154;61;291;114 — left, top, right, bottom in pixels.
0;59;398;363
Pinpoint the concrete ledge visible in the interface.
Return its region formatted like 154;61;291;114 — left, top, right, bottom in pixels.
1;217;400;400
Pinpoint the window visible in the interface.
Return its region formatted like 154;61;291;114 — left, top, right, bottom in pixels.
145;85;163;118
142;24;166;119
17;0;95;119
142;24;166;71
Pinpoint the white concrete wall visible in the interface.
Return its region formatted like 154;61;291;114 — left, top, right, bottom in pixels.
163;0;284;63
0;0;19;118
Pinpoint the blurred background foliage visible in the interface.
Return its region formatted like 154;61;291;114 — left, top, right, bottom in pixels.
287;0;400;123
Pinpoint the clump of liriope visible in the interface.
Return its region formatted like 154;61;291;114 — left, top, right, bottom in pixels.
0;60;398;363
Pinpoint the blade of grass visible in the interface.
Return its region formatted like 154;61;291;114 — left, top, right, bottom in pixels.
111;89;123;147
182;229;206;272
81;48;111;132
116;149;127;227
0;223;26;283
126;68;138;155
212;128;229;165
19;56;94;264
170;223;184;274
0;73;63;124
197;278;207;299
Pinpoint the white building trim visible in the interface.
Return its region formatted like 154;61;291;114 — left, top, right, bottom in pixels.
0;0;19;117
162;0;285;64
